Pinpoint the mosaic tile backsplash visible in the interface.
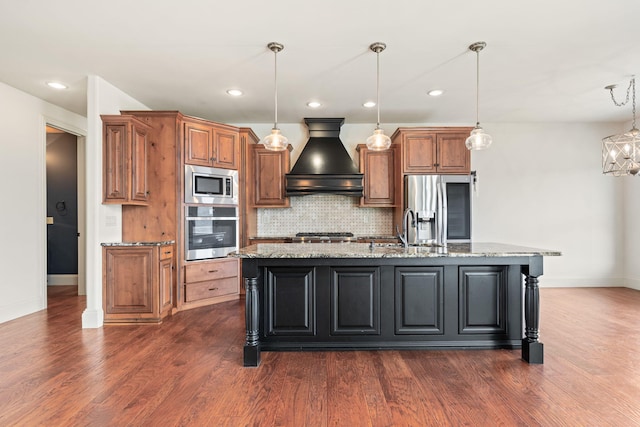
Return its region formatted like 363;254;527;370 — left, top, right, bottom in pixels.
257;194;394;237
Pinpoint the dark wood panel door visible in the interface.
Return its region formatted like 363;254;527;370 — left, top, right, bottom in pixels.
250;145;290;207
213;129;238;169
437;133;470;174
130;124;149;202
103;124;127;202
265;267;316;336
458;266;507;334
403;133;437;174
184;121;214;166
103;247;155;316
159;257;173;316
394;267;444;335
358;144;396;207
330;267;380;335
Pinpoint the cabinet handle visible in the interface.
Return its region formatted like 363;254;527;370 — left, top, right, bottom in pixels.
208;287;219;291
164;251;171;255
208;269;219;273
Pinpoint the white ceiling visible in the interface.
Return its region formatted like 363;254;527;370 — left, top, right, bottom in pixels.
1;0;639;126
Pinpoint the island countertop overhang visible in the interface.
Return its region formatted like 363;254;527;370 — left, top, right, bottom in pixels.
229;242;561;259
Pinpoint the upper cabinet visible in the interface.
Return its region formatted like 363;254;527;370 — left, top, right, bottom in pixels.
357;144;398;207
184;117;239;170
392;127;472;175
248;144;292;208
102;114;152;205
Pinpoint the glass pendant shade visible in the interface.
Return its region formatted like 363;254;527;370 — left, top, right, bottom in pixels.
366;128;392;151
262;128;289;151
465;126;493;150
263;42;287;151
602;128;640;176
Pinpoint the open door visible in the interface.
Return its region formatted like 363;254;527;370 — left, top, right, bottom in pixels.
45;125;86;297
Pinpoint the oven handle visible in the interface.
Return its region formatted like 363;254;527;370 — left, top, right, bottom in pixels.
185;217;239;221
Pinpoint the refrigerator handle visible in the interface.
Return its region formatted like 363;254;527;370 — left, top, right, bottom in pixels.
438;179;447;245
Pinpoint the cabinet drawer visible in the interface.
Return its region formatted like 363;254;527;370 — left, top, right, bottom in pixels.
160;245;173;260
184;277;238;302
184;259;238;283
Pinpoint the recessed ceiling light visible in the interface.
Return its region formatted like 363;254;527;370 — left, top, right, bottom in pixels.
226;89;243;96
428;89;444;97
363;101;376;108
307;101;322;108
47;82;67;90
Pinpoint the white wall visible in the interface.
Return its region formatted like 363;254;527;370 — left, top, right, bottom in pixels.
472;122;624;287
237;121;624;288
0;82;86;323
82;76;149;328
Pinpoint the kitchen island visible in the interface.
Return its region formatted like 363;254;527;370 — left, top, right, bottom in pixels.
229;242;560;367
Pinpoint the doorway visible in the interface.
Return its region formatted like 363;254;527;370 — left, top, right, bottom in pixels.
45;124;86;298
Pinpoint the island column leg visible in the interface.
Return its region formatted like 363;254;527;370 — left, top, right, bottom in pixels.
522;271;544;364
243;276;261;367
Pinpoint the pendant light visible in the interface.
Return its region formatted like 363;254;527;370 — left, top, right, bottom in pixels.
262;42;288;151
602;76;640;176
366;42;392;151
465;41;493;150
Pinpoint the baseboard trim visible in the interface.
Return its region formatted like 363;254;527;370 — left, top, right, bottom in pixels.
82;307;104;329
47;274;78;286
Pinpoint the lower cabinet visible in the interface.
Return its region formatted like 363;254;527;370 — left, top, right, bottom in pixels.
258;263;518;347
102;244;174;324
183;258;239;307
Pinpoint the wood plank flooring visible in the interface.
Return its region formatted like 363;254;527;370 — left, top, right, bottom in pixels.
1;286;639;426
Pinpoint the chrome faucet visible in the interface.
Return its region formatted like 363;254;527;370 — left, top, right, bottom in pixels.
396;208;415;248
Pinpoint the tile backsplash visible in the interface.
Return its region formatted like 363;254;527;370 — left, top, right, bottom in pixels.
257;194;393;237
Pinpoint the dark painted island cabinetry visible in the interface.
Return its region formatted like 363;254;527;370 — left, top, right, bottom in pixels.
262;263;515;345
232;242;560;367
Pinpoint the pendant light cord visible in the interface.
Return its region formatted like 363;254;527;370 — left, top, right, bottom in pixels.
608;76;636;130
274;48;278;129
475;48;480;127
376;49;381;129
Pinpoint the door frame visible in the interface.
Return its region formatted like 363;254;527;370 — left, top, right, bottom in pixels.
44;117;87;296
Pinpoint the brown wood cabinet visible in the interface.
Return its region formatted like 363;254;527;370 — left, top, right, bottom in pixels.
392;127;472;175
101;115;152;205
357;144;398;207
184;117;239;170
247;144;292;207
183;258;239;307
102;243;174;324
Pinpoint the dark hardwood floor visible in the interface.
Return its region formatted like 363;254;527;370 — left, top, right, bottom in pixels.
1;286;639;426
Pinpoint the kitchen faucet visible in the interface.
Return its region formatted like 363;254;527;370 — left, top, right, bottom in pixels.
396;208;415;248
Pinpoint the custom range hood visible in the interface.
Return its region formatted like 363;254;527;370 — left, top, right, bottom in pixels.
285;118;363;197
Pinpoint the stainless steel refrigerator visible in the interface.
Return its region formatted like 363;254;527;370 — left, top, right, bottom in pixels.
404;174;473;245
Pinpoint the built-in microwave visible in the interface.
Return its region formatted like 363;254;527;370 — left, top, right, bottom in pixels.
185;165;238;205
185;206;238;260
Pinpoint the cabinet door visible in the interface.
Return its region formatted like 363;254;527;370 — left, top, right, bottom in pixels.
130;124;149;202
359;145;396;207
458;266;507;335
103;247;156;319
159;257;173;315
394;267;444;334
213;129;239;169
265;267;316;336
184;121;214;166
403;133;437;173
103;124;128;202
251;145;290;207
330;267;380;335
437;133;470;174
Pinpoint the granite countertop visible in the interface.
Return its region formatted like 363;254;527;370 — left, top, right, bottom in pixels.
229;242;562;259
101;240;175;247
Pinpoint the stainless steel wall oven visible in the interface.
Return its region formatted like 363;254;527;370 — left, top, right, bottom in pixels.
184;206;238;260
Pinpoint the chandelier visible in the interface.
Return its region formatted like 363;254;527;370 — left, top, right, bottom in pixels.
602;76;639;176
